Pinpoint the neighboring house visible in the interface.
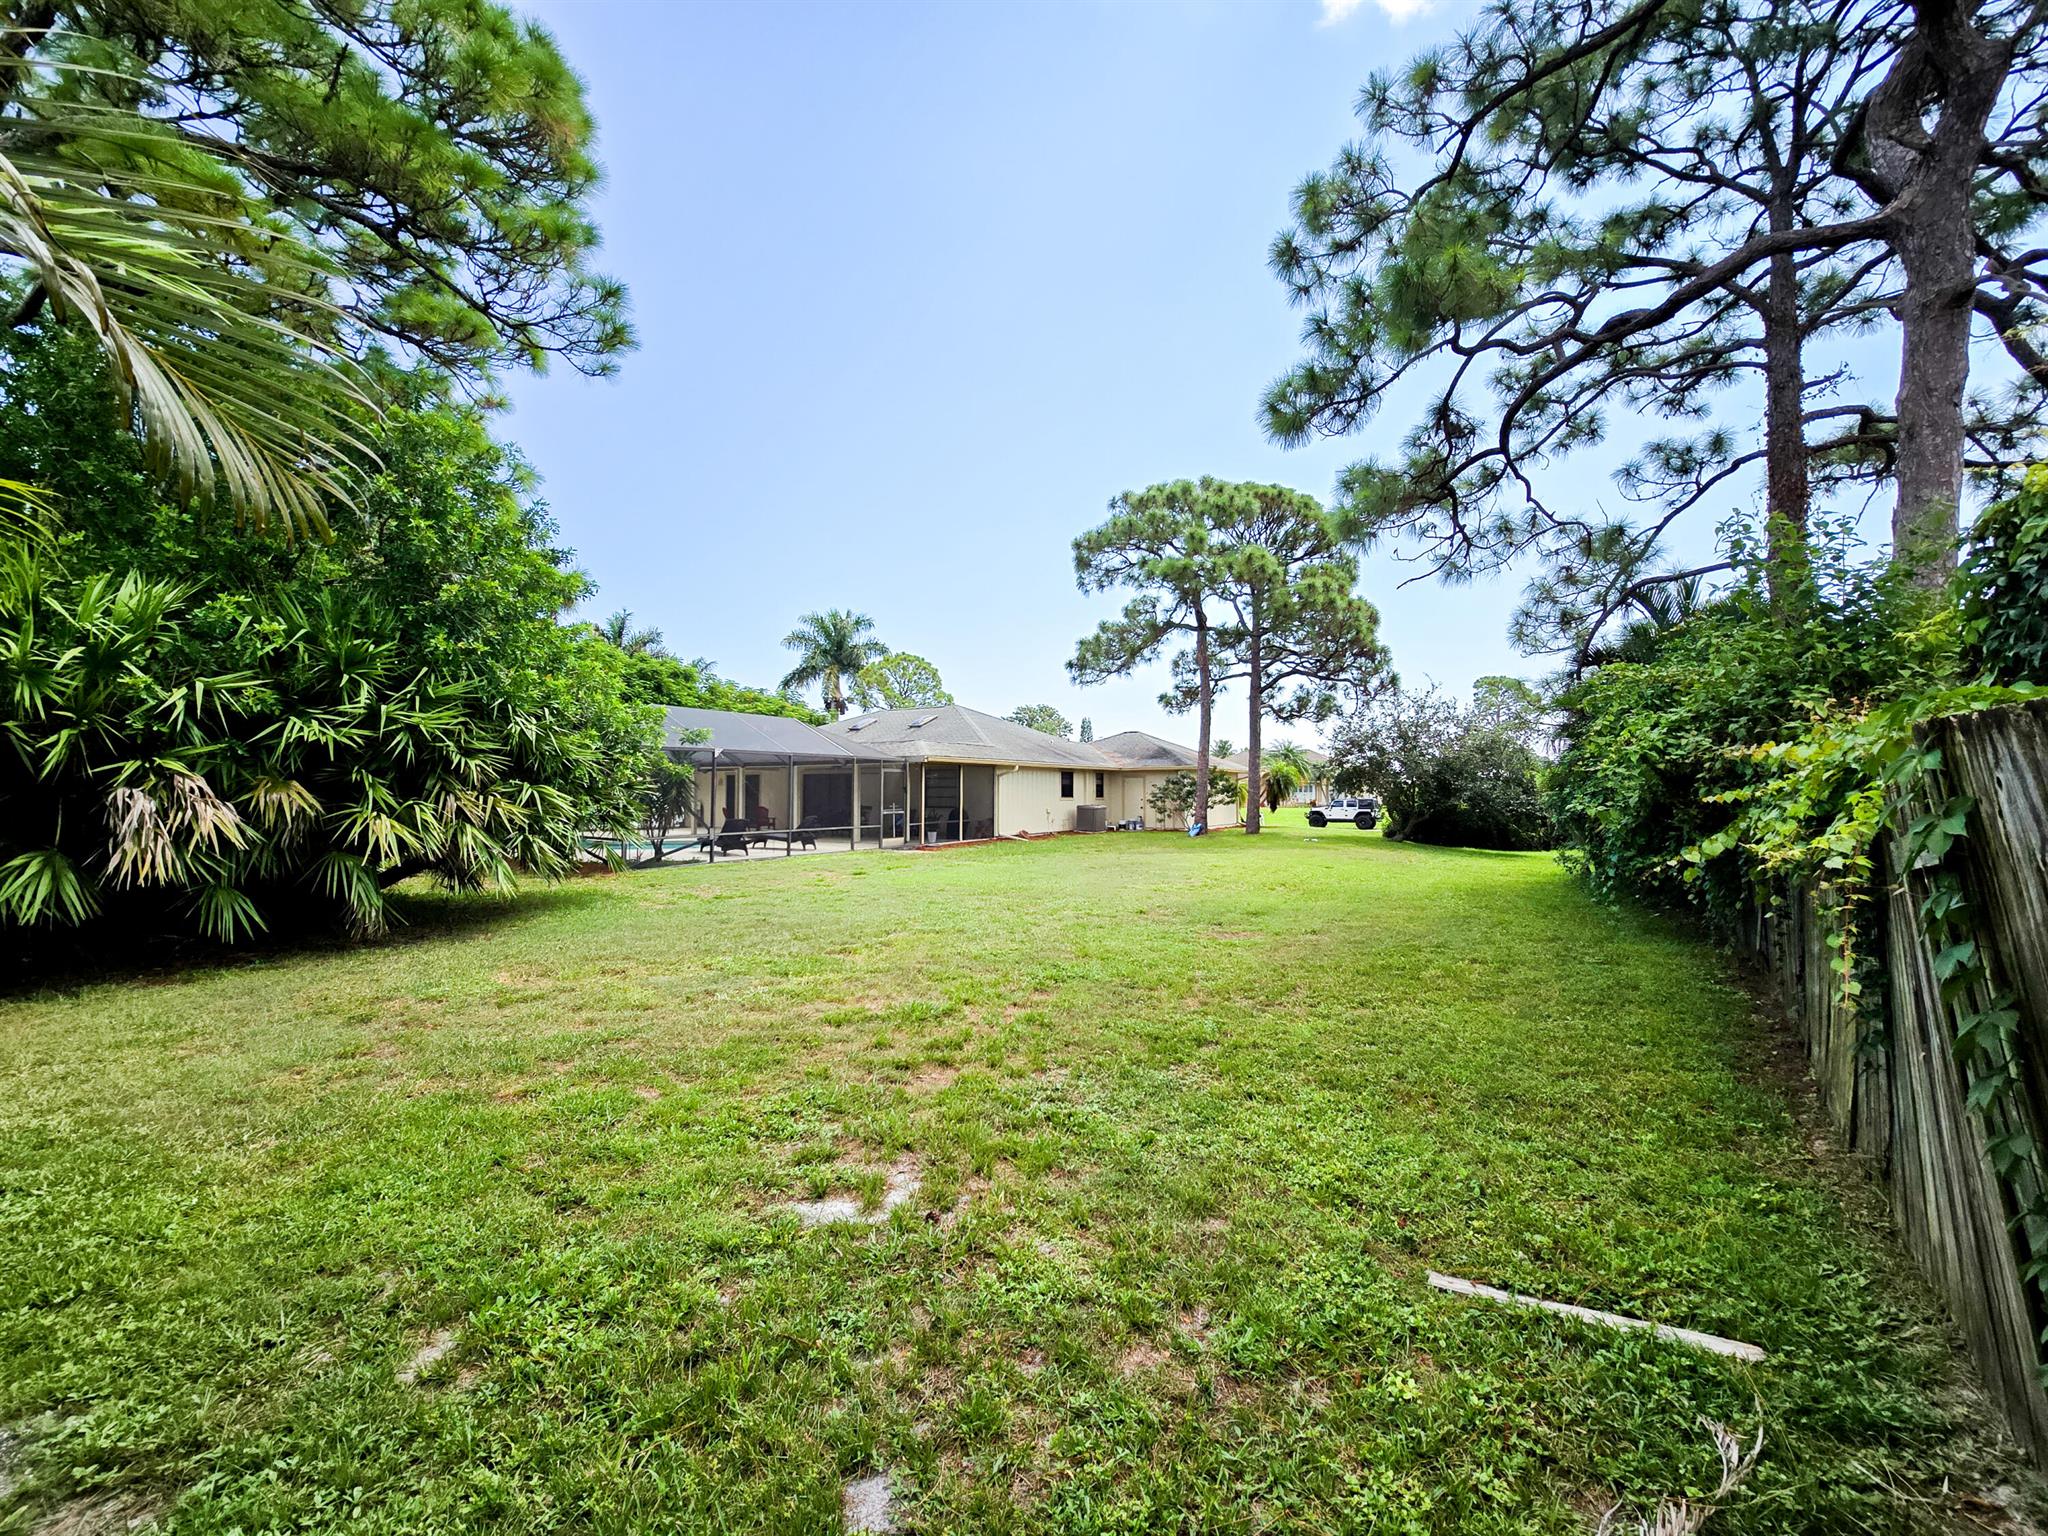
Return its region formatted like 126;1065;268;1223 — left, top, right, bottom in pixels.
1220;744;1330;805
659;703;1243;847
1091;731;1244;830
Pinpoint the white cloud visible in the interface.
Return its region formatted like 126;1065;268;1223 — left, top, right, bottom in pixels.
1318;0;1435;23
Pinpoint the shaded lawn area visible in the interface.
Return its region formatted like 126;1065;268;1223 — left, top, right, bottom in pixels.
0;814;2039;1533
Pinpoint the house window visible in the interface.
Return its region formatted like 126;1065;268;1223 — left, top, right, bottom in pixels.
1094;772;1105;798
1060;771;1074;798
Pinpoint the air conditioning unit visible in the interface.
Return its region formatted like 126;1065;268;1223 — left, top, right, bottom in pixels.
1075;804;1108;833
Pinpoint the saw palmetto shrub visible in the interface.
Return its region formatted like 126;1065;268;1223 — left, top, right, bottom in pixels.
0;563;652;939
0;333;658;946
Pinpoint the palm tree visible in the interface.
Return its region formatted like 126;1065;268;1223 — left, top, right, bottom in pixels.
598;609;668;657
1261;742;1316;812
0;63;375;539
780;610;887;716
1593;572;1711;666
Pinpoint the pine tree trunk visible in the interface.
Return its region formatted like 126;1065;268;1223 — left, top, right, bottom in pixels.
1244;619;1263;836
1891;229;1975;585
1762;217;1812;602
1192;600;1212;832
1867;9;2013;587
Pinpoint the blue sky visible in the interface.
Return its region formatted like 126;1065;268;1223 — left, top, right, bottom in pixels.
498;0;1775;744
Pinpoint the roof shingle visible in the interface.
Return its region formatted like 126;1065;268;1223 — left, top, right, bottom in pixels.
1090;730;1201;770
821;705;1117;767
661;707;873;762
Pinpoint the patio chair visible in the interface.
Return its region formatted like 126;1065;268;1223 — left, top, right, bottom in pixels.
755;815;824;852
715;816;752;855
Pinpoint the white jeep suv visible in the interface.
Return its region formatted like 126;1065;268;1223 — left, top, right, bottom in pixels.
1307;795;1379;829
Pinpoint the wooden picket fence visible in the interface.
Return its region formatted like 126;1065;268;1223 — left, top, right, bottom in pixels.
1739;697;2048;1463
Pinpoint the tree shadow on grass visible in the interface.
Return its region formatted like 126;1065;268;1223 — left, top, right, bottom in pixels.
0;875;610;1000
1390;841;1551;860
1301;830;1552;861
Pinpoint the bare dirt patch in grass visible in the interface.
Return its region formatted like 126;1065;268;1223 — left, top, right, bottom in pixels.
396;1329;459;1385
782;1158;922;1228
1116;1341;1170;1374
1002;991;1058;1023
840;1472;895;1534
1116;1340;1198;1397
32;1489;164;1536
933;1174;988;1231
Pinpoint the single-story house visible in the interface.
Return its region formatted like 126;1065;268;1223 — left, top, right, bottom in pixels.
1090;730;1244;830
657;703;1242;853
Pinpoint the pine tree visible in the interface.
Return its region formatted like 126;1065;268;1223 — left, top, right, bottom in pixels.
1267;0;2048;614
1179;484;1394;835
1071;480;1225;817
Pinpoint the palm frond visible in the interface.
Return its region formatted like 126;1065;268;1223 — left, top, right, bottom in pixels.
0;101;378;539
305;850;387;936
101;768;247;887
0;847;97;925
0;478;58;547
188;881;264;943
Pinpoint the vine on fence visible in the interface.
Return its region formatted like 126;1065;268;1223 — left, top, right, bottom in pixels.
1900;777;2048;1376
1686;684;2048;1377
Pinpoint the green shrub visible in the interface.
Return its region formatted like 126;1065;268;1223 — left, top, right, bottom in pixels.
0;561;653;939
0;337;659;945
1545;516;1953;923
1148;768;1242;826
1328;691;1549;850
617;649;826;720
1962;463;2048;685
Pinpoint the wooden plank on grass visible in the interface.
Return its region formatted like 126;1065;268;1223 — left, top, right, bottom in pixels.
1426;1271;1766;1363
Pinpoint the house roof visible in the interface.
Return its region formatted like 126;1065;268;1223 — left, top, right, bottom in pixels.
661;706;877;764
664;702;1273;774
1219;744;1330;774
1090;730;1201;770
821;705;1117;768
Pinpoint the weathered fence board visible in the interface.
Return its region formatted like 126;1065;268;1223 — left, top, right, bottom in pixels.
1740;698;2048;1465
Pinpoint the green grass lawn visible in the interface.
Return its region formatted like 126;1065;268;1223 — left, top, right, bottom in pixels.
1;814;2038;1533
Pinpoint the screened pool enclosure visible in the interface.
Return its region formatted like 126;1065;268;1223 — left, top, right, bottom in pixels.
622;707;1001;863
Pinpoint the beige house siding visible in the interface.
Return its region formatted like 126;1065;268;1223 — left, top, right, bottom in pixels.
1114;770;1241;830
698;765;797;828
696;760;1245;842
997;765;1102;835
1117;773;1150;826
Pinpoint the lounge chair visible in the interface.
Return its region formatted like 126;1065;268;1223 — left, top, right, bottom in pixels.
715;816;752;855
759;815;823;851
